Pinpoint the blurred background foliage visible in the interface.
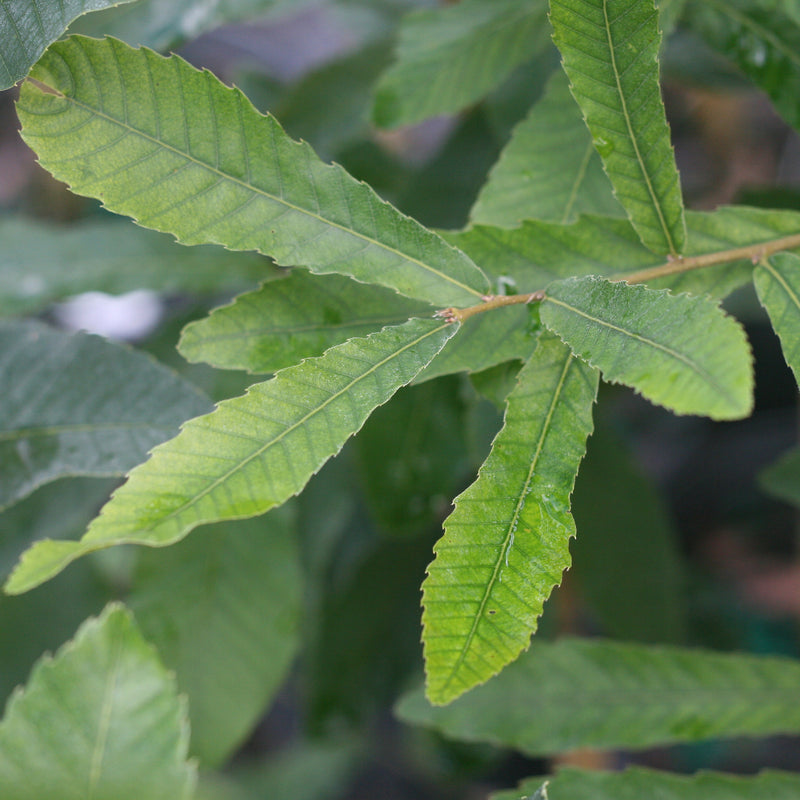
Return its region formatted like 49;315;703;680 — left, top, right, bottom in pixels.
2;0;800;797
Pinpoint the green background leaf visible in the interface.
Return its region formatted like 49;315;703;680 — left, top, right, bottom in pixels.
398;638;800;754
754;252;800;386
470;70;622;226
18;35;489;307
372;0;549;128
131;510;302;767
422;333;598;704
0;319;211;511
0;604;195;800
550;0;686;254
541;277;753;419
6;317;457;593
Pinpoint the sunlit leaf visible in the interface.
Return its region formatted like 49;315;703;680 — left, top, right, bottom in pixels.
6;317;458;594
372;0;549;128
18;35;489;307
399;637;800;753
422;333;598;704
540;276;753;419
550;0;686;254
470;70;622;226
0;319;211;511
0;604;195;800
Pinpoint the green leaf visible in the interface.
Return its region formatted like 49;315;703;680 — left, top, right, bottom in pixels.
759;446;800;508
6;317;458;594
448;204;800;300
0;217;270;317
754;252;800;386
18;35;489;307
0;604;195;800
540;276;753;419
372;0;549;128
131;510;302;767
493;767;800;800
179;271;432;374
470;70;622;226
684;0;800;133
0;0;137;89
550;0;686;254
398;637;800;754
571;421;686;643
422;333;598;705
0;319;211;511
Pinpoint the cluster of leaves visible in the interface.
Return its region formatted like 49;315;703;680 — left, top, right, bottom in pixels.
3;0;800;798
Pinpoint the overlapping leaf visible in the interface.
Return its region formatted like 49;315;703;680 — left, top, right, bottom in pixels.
492;767;800;800
754;252;800;385
179;271;432;374
0;217;269;318
422;333;598;705
684;0;800;132
17;35;489;307
540;276;753;419
131;510;302;767
0;319;211;511
372;0;549;128
0;604;195;800
398;638;800;753
550;0;686;254
448;205;800;300
5;317;457;594
0;0;137;89
470;70;622;226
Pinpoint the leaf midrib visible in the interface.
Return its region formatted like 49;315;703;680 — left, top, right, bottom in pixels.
0;421;177;442
123;320;454;533
27;60;485;301
441;349;575;693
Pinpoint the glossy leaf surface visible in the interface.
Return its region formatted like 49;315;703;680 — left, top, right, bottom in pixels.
422;333;598;704
471;70;622;226
372;0;549;128
754;252;800;386
17;35;489;307
132;511;302;767
541;276;753;419
0;604;195;800
399;638;800;753
6;318;457;593
550;0;686;254
0;319;211;511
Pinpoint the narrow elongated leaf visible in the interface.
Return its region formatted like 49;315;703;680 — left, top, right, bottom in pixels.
0;319;211;511
493;767;800;800
470;70;622;226
6;317;458;594
0;604;195;800
398;638;800;753
685;0;800;133
179;271;432;374
550;0;686;254
754;252;800;385
372;0;549;128
422;333;599;705
0;0;137;89
540;276;753;419
0;217;270;317
132;511;302;767
17;35;489;307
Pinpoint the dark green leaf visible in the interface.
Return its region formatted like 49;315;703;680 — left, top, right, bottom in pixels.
759;446;800;507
